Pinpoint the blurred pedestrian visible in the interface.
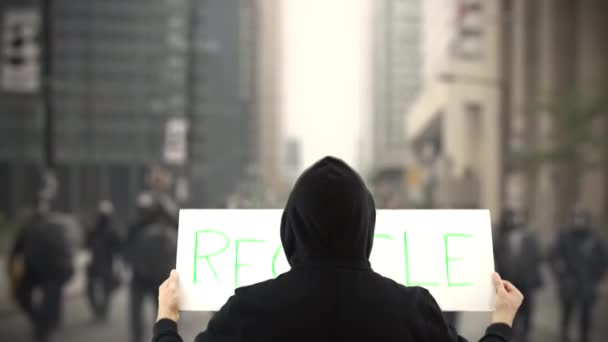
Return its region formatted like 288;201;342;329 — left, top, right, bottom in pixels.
549;210;607;342
494;209;542;342
152;156;523;342
124;165;178;342
85;200;121;322
8;205;75;342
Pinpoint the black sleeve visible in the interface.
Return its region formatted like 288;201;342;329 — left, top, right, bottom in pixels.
413;288;467;342
415;288;512;342
152;319;183;342
480;323;512;341
194;295;244;341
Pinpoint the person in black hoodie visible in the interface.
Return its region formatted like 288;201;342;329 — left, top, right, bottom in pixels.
9;208;75;342
153;156;523;342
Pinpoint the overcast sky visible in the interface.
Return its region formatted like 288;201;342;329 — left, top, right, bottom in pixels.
282;0;371;172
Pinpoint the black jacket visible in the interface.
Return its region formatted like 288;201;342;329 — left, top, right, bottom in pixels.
549;227;607;297
124;192;179;285
153;156;512;342
494;228;542;293
86;214;121;277
10;214;75;284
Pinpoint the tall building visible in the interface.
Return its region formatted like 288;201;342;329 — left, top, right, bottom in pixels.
504;0;608;230
0;0;43;215
256;0;283;196
408;0;608;230
370;0;422;205
407;0;503;214
0;0;260;219
189;0;259;208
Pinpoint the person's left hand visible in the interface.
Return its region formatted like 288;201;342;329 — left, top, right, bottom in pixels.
157;269;180;322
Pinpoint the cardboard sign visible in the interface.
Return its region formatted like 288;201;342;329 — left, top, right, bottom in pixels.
176;209;495;312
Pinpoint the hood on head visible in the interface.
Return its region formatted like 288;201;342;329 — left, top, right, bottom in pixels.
280;156;376;268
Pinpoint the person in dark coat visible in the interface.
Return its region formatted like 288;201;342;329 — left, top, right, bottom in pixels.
8;209;75;342
151;156;523;342
125;165;178;342
86;200;121;321
549;210;607;342
493;209;542;342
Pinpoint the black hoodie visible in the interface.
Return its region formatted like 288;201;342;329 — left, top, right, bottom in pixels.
153;156;512;342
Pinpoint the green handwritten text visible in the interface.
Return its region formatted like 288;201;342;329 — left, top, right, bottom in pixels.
404;230;439;287
234;239;265;288
193;230;230;284
271;245;283;278
444;233;474;287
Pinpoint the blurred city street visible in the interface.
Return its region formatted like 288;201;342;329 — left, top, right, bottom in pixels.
1;258;607;342
0;286;214;342
1;0;608;341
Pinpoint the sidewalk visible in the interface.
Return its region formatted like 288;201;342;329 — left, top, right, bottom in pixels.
0;252;90;317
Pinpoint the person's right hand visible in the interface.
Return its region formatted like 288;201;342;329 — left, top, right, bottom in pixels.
491;272;523;327
157;270;180;323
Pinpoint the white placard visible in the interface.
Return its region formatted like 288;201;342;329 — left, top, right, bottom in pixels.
1;8;40;92
176;209;495;312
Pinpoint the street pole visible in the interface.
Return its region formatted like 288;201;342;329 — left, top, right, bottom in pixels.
40;0;57;211
41;0;54;169
165;0;196;205
182;0;198;206
499;0;513;216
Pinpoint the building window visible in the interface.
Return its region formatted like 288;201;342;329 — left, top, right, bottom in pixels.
451;0;483;60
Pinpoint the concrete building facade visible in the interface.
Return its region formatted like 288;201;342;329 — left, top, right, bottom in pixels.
505;0;608;230
408;0;608;228
407;0;503;214
0;0;261;220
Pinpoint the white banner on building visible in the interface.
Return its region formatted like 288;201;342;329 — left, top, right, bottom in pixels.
164;117;189;165
1;8;40;92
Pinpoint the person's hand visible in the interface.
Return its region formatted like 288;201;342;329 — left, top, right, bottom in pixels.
491;272;523;327
157;269;180;322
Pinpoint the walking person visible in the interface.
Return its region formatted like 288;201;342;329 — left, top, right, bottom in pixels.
549;210;607;342
85;200;122;321
124;165;178;342
9;206;75;342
